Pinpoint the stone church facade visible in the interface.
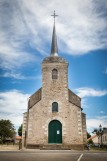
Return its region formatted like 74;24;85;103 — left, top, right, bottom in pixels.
22;13;87;150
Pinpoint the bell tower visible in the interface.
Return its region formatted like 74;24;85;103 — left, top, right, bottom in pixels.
42;11;69;103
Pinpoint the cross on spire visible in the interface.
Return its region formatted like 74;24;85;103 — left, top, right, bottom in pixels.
51;10;58;24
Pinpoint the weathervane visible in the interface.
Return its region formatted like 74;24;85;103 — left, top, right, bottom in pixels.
51;10;58;23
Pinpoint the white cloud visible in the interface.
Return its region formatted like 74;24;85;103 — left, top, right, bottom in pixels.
87;116;107;133
81;98;88;109
0;71;42;80
0;72;27;80
20;0;107;54
0;90;30;127
0;32;37;70
76;87;107;98
0;0;107;72
0;1;38;71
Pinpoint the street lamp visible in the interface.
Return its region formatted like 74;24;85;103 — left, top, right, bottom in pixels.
99;124;103;147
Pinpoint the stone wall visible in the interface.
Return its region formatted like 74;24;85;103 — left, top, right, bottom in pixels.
22;56;87;150
26;101;84;146
68;103;83;144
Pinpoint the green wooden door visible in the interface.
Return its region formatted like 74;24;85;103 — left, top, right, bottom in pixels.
48;120;62;144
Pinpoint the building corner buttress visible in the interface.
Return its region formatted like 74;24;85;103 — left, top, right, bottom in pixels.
22;99;30;149
81;112;87;144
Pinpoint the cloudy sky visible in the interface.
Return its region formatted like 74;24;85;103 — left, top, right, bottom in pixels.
0;0;107;134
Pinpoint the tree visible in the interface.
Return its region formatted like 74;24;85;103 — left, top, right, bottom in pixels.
18;124;22;136
87;132;93;144
87;132;91;139
92;126;103;146
0;119;15;144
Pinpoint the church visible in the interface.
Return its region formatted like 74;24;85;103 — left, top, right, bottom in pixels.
22;12;87;150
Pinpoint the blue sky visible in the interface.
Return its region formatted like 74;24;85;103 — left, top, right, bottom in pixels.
0;0;107;134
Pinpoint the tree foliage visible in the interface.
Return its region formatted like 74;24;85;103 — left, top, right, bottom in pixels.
0;119;15;144
87;132;91;139
18;124;22;136
87;132;93;144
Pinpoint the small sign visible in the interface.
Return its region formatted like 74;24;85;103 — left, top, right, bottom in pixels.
57;130;60;134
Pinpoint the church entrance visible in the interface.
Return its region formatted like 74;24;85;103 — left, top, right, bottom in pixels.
48;120;62;144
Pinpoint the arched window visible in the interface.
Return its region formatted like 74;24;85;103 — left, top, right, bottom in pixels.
52;102;58;112
52;69;58;79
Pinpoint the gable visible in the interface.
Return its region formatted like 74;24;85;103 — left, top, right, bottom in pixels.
68;89;81;108
29;88;42;108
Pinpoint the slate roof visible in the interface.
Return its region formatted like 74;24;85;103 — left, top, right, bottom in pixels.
29;88;42;109
68;89;81;108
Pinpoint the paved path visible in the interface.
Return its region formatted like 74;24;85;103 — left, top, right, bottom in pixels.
0;150;107;161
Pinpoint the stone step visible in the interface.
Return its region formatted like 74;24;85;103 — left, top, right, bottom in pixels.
26;144;84;150
41;144;71;150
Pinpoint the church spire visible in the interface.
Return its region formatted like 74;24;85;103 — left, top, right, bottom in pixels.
50;11;58;56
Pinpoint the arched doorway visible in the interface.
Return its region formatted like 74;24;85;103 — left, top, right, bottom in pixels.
48;120;62;144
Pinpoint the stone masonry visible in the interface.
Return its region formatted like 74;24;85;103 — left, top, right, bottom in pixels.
22;56;87;150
